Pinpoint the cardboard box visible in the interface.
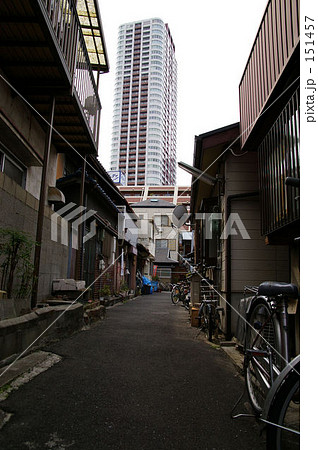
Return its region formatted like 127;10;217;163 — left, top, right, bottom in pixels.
191;307;200;327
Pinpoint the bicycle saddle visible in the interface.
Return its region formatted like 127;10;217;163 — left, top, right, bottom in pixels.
258;281;299;298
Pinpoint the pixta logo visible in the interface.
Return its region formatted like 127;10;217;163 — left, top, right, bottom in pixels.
117;208;251;241
195;213;251;240
51;202;96;249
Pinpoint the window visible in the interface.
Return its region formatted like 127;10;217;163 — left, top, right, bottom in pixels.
157;268;171;278
148;164;160;170
147;177;160;184
154;215;169;227
155;239;168;249
0;148;26;187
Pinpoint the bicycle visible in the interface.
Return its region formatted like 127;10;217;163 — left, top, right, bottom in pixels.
171;279;191;310
231;282;300;449
244;281;299;415
198;278;223;341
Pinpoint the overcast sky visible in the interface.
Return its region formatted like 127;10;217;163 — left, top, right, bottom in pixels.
97;0;270;185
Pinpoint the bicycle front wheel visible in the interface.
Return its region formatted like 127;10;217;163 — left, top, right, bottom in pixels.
266;359;300;450
171;285;180;304
245;298;282;415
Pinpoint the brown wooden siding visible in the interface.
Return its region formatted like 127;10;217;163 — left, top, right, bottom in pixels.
224;152;259;197
220;152;289;295
239;0;299;148
230;201;289;291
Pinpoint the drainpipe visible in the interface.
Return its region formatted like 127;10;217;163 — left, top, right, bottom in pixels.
31;96;55;308
225;191;259;340
96;70;101;147
75;156;86;281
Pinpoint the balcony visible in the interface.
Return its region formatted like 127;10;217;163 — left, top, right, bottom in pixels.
239;0;299;149
0;0;109;155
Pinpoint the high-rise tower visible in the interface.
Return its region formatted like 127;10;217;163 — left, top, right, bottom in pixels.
109;18;177;186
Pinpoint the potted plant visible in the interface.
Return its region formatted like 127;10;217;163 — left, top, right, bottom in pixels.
120;280;129;298
99;285;111;300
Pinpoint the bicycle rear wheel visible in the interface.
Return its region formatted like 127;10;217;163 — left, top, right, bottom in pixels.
245;298;282;415
202;304;213;341
171;285;180;304
266;359;300;450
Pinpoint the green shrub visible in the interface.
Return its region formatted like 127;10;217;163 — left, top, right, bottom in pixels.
100;285;111;297
120;280;129;292
0;228;36;299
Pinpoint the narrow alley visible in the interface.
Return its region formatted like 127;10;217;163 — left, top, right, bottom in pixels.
0;293;265;449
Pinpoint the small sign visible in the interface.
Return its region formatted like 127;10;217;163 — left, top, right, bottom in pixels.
108;170;126;186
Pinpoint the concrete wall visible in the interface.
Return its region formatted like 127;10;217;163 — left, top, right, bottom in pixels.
0;171;69;302
0;304;83;362
0;72;58;197
0;71;69;302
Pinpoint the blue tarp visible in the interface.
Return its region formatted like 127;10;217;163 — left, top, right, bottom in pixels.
142;276;152;286
141;276;158;294
151;281;159;292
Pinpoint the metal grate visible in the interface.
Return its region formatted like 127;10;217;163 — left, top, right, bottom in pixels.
258;87;300;235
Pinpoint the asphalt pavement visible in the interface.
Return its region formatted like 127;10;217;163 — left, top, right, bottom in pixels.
0;292;265;449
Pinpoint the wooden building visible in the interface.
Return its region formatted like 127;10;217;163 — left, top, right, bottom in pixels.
190;0;299;342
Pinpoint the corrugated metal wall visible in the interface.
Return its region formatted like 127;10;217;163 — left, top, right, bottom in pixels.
239;0;299;148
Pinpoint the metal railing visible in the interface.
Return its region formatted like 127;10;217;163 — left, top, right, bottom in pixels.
41;0;101;143
258;87;300;235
